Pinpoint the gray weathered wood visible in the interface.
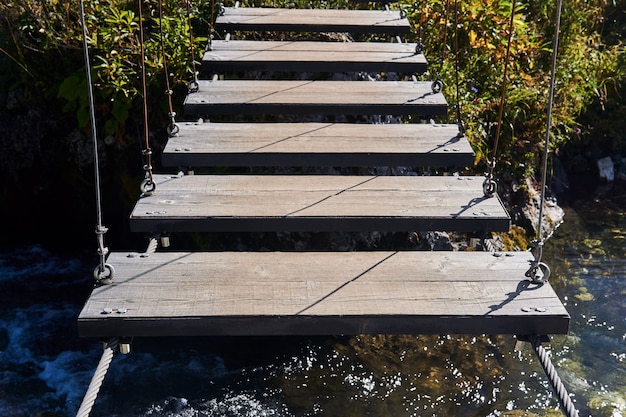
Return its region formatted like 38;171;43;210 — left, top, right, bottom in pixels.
162;122;474;167
77;2;573;347
77;251;570;337
183;80;447;116
215;7;411;34
203;40;427;74
129;174;510;233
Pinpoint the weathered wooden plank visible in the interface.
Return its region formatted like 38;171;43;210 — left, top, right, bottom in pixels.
183;80;447;116
203;40;427;74
162;122;474;167
215;7;411;34
129;174;510;233
77;251;570;337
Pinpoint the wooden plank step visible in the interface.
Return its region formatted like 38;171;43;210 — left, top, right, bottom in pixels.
215;7;411;35
162;122;474;168
183;80;447;116
77;251;570;337
203;40;427;74
129;174;510;233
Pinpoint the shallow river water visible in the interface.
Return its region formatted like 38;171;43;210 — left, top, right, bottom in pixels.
0;191;624;417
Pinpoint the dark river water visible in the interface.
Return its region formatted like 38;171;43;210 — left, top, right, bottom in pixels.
0;190;624;417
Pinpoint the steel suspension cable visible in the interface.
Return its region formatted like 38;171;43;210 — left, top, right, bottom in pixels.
429;0;449;93
453;0;463;134
428;1;450;94
137;0;155;195
158;0;180;137
441;0;450;63
414;11;424;54
185;0;200;92
206;0;222;51
526;0;564;284
79;0;114;284
483;0;517;198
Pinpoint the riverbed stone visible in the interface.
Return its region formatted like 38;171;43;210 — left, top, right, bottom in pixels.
574;287;595;302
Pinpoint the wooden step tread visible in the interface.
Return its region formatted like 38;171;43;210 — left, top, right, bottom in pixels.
162;122;474;167
77;251;570;337
203;40;427;74
129;174;510;233
215;7;411;34
183;80;447;116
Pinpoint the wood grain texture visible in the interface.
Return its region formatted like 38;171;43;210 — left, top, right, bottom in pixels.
78;4;573;343
215;7;411;34
77;251;570;337
162;122;474;167
183;80;447;116
203;40;428;73
128;174;510;233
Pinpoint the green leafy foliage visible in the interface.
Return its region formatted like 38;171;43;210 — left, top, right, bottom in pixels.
0;0;623;180
0;0;208;144
401;0;624;178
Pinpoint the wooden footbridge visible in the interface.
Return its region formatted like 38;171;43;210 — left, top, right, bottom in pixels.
77;4;569;340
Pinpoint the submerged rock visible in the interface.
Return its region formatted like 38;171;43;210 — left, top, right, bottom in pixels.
587;391;626;417
574;287;595;302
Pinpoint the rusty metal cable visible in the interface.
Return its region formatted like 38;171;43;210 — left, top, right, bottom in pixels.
137;0;155;195
453;0;463;133
483;0;517;198
526;0;563;284
158;0;180;137
441;0;450;64
186;0;200;91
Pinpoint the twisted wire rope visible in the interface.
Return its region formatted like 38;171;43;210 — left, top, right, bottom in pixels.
75;338;119;417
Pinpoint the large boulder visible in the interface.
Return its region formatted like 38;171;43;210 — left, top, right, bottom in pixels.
521;177;565;241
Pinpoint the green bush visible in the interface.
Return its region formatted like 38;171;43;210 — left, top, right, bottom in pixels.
402;0;624;178
0;0;623;178
0;0;209;144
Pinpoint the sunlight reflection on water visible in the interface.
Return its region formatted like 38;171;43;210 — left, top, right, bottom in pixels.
0;195;624;417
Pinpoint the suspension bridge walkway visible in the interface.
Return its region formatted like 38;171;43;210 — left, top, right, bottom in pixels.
77;4;569;339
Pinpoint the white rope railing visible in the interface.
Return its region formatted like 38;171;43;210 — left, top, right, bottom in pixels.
75;338;119;417
531;336;580;417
